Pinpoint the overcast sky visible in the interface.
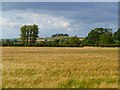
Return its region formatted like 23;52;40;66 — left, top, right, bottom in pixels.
1;2;118;39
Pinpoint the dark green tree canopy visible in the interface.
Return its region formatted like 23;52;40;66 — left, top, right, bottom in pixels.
20;24;39;44
85;28;112;45
99;32;113;45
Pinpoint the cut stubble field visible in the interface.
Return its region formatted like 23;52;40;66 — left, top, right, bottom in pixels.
2;47;118;88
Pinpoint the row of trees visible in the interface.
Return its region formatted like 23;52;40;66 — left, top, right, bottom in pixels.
1;24;120;47
51;33;69;37
20;25;120;47
1;37;80;47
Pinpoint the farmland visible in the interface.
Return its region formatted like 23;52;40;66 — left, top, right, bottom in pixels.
2;47;118;88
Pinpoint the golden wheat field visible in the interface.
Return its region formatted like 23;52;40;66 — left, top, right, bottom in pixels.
2;47;118;88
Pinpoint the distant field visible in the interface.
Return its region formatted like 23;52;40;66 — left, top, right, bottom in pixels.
2;47;118;88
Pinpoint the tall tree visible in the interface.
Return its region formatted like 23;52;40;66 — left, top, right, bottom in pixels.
32;24;39;44
26;26;30;44
28;25;33;43
20;25;27;44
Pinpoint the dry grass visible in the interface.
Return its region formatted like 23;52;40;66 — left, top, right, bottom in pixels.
2;47;118;88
